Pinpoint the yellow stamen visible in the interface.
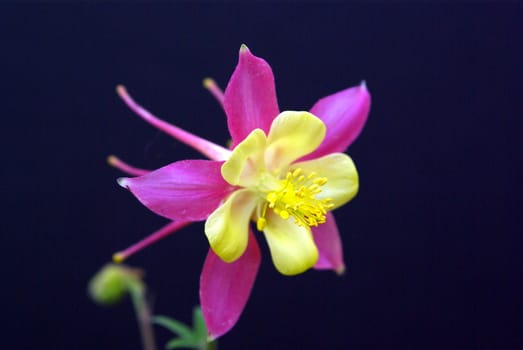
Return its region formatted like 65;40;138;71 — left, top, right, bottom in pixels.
256;217;266;231
256;202;269;230
258;168;334;229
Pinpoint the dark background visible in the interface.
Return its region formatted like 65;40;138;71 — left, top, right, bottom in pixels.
2;3;522;350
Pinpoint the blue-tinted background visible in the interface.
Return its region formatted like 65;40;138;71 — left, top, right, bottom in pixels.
2;3;522;350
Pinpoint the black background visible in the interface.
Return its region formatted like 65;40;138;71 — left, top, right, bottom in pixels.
2;3;522;350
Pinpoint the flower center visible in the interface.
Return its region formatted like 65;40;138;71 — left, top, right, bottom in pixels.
256;168;334;231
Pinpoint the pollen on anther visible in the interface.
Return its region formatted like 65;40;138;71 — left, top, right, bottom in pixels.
266;192;278;205
279;210;290;220
257;217;266;231
314;177;328;186
261;168;334;229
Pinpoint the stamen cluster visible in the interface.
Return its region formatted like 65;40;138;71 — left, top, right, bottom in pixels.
257;168;334;230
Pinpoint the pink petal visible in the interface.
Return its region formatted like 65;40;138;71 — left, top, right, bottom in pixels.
223;45;280;147
118;160;233;222
305;82;371;160
312;212;346;274
200;230;261;340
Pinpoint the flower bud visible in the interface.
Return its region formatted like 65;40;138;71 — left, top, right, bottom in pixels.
88;264;144;306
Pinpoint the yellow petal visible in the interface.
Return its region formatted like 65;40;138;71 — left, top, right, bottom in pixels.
265;111;326;171
221;129;267;187
292;153;359;209
263;211;319;275
205;189;258;262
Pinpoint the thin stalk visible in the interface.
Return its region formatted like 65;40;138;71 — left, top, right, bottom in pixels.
203;341;218;350
129;284;157;350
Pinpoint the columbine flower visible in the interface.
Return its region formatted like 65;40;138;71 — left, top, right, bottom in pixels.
205;110;358;275
110;45;370;339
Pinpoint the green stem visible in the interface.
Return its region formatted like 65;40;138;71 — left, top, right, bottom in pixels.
198;341;217;350
206;341;217;350
129;284;157;350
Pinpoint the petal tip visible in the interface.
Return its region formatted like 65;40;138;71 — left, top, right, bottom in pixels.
116;177;129;188
360;80;368;91
202;77;212;87
107;155;117;166
115;84;126;96
112;252;125;263
239;43;249;53
336;265;346;276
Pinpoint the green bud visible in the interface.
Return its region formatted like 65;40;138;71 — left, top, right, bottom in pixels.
88;264;144;306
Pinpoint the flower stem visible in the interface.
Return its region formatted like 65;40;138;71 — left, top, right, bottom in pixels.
129;283;157;350
200;341;217;350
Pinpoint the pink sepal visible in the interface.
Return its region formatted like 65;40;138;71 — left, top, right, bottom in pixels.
223;46;279;147
312;212;346;274
305;82;371;160
200;230;261;340
118;160;233;222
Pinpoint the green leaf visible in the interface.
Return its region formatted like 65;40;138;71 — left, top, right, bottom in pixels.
154;308;216;350
192;307;208;341
153;315;194;340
